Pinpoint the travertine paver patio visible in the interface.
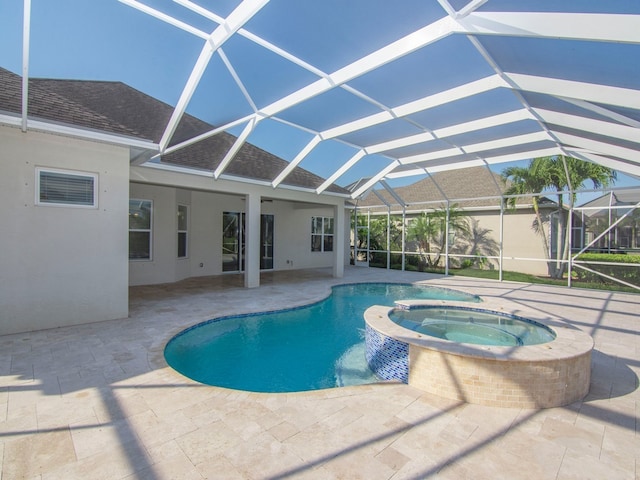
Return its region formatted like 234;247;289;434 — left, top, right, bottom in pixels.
1;267;638;479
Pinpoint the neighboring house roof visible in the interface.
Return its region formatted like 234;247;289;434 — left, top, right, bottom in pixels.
356;166;553;212
579;190;640;217
0;67;348;195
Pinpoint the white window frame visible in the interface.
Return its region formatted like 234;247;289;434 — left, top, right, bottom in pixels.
177;204;189;259
129;199;153;261
35;167;98;208
311;216;334;252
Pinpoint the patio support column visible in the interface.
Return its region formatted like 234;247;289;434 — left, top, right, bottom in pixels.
333;204;345;278
445;201;450;276
386;207;391;270
499;198;504;282
353;208;358;265
568;204;574;288
401;207;406;271
244;192;260;288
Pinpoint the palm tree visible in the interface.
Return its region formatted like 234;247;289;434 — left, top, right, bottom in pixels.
502;163;550;253
352;215;402;264
502;155;616;278
407;204;470;269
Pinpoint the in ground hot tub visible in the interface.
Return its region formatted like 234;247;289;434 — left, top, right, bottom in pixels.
365;299;593;408
390;306;556;347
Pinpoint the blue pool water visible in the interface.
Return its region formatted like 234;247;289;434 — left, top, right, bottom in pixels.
164;283;480;393
390;306;556;346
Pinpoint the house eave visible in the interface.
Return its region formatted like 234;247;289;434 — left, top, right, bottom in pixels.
137;161;351;199
0;113;159;156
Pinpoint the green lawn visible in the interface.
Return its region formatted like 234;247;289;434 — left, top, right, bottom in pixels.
376;263;638;293
450;268;638;293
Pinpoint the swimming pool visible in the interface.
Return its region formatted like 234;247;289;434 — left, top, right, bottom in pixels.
164;283;480;393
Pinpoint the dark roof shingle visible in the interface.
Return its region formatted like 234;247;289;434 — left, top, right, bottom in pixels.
0;67;348;194
358;166;546;210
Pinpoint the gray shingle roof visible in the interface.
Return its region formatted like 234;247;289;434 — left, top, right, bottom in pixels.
0;67;348;194
0;68;140;137
358;166;551;211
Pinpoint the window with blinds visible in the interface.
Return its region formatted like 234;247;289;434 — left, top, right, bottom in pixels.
36;168;97;207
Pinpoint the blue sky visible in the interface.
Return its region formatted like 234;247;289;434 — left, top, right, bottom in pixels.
1;1;638;198
0;0;386;185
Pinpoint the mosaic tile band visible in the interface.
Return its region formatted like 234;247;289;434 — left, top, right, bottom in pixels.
365;324;409;383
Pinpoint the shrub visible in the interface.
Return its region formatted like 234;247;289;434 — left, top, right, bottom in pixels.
573;253;640;286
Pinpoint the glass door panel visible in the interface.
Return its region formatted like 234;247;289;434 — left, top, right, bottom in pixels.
261;214;274;270
223;212;272;272
222;212;241;272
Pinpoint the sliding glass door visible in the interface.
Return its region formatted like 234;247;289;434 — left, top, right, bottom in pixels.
260;214;274;270
222;212;243;272
222;212;274;272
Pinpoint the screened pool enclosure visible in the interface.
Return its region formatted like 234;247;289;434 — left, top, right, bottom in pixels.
351;181;640;291
3;1;640;290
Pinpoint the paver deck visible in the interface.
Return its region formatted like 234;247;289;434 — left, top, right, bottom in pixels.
1;267;638;479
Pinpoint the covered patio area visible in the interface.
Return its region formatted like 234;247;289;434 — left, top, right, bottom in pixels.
1;267;638;479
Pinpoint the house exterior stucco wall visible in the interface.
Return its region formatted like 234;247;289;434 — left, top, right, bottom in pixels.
128;168;347;286
0;127;129;335
128;183;182;286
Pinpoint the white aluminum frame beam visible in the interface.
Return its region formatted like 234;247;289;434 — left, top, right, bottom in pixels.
507;74;640;111
568;152;640;178
536;109;640;144
258;16;455;118
399;130;550;165
303;72;640;188
213;117;258;179
372;189;392;208
163;115;254;155
21;0;31;132
119;0;209;39
100;4;640;197
367;108;532;155
455;12;640;44
271;135;322;187
436;0;457;19
316;149;366;194
218;49;258;113
552;131;640;164
380;180;407;207
351;161;400;199
281;11;640;189
456;0;489;19
556;97;640;129
322;74;506;140
438;0;489;20
314;102;532;192
152;0;269;151
386;146;562;179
